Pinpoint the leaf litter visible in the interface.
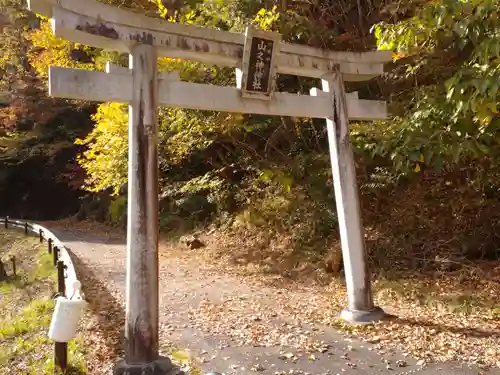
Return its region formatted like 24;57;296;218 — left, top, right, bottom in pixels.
43;220;500;372
176;240;500;371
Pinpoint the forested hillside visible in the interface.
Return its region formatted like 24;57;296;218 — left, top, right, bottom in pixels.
0;0;499;274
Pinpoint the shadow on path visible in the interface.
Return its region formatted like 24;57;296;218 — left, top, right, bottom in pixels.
68;249;125;361
392;316;500;339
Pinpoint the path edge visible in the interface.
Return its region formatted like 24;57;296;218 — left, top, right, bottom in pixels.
1;216;85;301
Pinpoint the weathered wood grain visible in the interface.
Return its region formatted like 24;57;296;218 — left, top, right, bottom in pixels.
49;67;387;120
125;44;160;363
321;71;375;312
29;0;391;81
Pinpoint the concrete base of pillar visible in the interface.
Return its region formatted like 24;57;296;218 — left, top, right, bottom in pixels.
113;356;183;375
339;306;388;325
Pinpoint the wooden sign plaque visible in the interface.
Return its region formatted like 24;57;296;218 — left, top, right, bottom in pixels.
240;27;281;100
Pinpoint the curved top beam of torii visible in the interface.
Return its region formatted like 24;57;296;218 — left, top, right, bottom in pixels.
28;0;392;82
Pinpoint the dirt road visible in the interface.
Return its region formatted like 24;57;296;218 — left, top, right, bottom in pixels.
49;225;498;375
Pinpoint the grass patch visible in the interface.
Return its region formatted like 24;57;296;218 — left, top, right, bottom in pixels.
0;228;88;375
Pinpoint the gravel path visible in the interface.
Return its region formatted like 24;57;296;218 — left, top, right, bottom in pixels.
48;225;499;375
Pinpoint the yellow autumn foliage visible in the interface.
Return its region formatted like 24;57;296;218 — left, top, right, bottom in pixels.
26;20;95;78
75;103;129;195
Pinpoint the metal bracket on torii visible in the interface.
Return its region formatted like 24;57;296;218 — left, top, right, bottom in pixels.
28;0;392;373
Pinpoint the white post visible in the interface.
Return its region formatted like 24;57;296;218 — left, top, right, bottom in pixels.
322;69;385;324
114;44;173;374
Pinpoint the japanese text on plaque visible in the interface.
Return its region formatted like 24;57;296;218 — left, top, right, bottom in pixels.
245;37;274;94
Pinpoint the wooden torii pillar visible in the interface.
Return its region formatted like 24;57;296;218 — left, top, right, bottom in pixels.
28;0;392;372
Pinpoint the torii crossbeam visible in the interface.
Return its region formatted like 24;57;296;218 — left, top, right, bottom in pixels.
28;0;392;373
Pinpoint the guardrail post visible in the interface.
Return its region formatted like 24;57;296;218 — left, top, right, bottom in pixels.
53;246;58;266
11;256;16;276
1;218;79;372
0;261;6;281
57;260;66;297
55;260;68;373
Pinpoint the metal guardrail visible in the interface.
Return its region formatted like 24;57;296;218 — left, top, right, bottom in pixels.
1;216;221;374
1;216;84;300
1;216;86;372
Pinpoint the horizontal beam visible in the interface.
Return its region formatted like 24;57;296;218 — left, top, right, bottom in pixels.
51;7;244;70
49;67;331;118
29;0;391;81
49;67;387;120
104;62;180;81
310;88;386;121
35;0;392;62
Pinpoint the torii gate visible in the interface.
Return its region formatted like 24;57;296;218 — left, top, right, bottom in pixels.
28;0;391;373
